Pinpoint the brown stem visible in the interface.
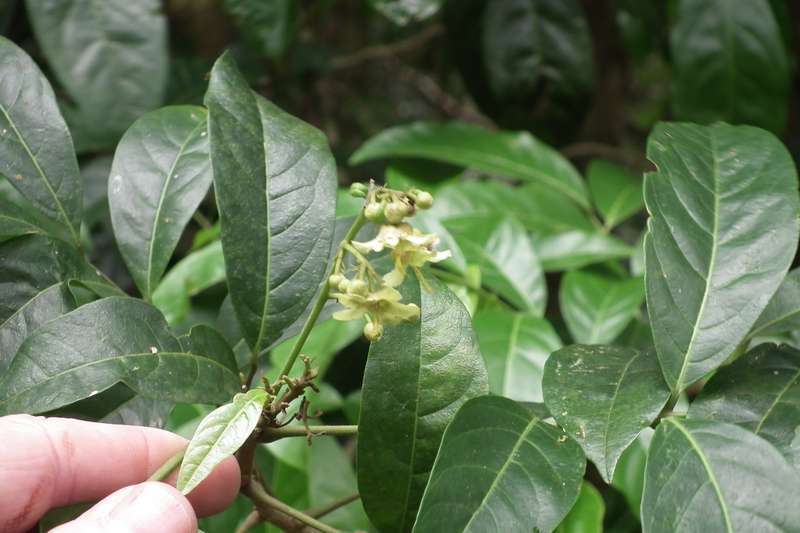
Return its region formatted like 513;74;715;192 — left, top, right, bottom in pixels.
306;493;361;519
242;479;338;533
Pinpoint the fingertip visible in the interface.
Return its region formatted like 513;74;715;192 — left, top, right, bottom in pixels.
184;456;242;517
52;482;197;533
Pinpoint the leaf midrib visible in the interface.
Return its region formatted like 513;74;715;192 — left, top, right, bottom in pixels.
0;102;79;244
666;418;733;532
600;351;640;481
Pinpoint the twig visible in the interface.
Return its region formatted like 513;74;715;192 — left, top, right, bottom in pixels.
330;24;443;71
306;493;361;519
148;448;185;482
260;425;358;443
243;479;339;533
235;510;263;533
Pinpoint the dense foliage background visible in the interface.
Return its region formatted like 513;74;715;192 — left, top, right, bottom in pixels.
3;0;800;532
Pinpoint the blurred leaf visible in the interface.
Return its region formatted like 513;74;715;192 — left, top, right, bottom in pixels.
0;37;82;244
80;155;112;227
749;268;800;339
534;230;633;272
413;395;585;533
642;418;800;531
543;345;669;483
178;388;268;494
689;343;800;460
205;52;336;353
224;0;296;59
444;215;546;314
0;297;240;415
369;0;442;25
109;106;211;301
555;483;605;533
559;270;644;344
671;0;790;132
25;0;167;150
473;309;562;402
351;122;589;208
153;241;226;325
611;428;653;520
358;275;488;532
644;122;799;393
586;159;643;229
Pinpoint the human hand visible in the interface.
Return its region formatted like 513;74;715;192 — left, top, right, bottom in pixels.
0;414;241;532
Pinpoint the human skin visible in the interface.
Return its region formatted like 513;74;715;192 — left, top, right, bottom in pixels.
0;414;241;533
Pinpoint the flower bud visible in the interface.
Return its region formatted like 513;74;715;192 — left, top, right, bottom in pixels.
415;191;433;209
364;321;384;341
337;278;351;292
384;201;408;224
328;273;344;288
348;278;369;296
349;182;368;198
364;201;385;222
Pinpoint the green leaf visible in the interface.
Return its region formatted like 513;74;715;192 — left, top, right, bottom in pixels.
180;324;239;377
223;0;296;59
178;388;268;494
559;270;644;344
205;52;336;353
749;268;800;339
555;483;605;533
152;241;226;325
0;188;65;243
444;215;546;314
0;36;81;244
368;0;443;25
644;122;799;393
80;155;112;227
543;345;669;483
109;106;212;300
586;159;643;229
357;275;488;532
25;0;168;150
0;297;240;415
671;0;790;132
413;395;585;533
535;230;633;272
473;309;562;402
611;428;652;519
351;122;590;208
642;418;800;532
689;343;800;459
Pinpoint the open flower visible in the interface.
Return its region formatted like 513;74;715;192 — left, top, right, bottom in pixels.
353;224;451;287
332;286;420;340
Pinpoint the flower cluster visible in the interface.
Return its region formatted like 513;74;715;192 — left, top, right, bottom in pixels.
329;183;450;341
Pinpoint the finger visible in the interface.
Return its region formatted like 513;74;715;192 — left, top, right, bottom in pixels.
0;414;240;532
49;481;197;533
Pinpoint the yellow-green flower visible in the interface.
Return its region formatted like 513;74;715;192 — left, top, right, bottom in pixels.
353;224;451;287
332;286;420;339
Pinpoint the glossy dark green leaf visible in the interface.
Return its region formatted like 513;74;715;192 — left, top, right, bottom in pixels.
749;268;800;339
611;429;652;519
444;215;546;314
543;345;670;483
0;297;240;415
152;241;226;325
689;343;800;459
642;418;800;532
49;382;171;428
223;0;296;59
178;388;268;494
671;0;790;132
358;275;488;532
413;395;585;533
205;52;336;353
0;36;81;243
109;106;212;300
25;0;167;150
351;122;589;208
644;122;798;393
560;270;644;344
368;0;442;25
473;309;562;402
555;483;605;533
180;324;239;377
0;188;65;243
586;159;643;229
